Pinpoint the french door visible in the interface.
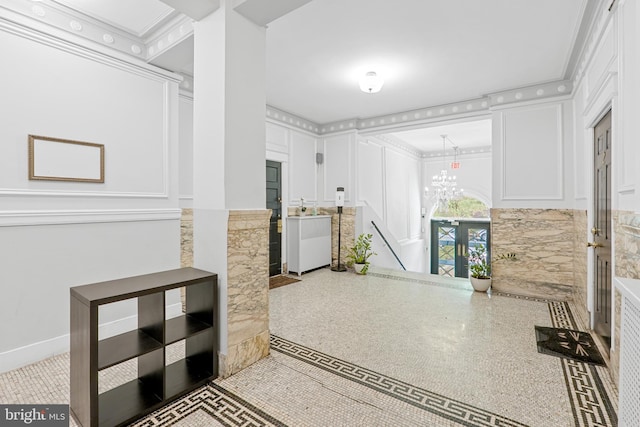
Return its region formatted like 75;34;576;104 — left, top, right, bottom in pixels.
430;220;491;278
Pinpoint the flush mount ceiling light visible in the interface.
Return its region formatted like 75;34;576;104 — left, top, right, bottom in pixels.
359;71;384;94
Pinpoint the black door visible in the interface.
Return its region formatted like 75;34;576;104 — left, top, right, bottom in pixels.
431;220;490;278
266;160;282;276
592;111;612;349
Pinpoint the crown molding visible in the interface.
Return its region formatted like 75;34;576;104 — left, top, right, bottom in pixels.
266;79;574;138
266;106;320;134
572;1;614;87
373;134;422;158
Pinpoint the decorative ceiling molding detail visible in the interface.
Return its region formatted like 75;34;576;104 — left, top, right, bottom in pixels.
487;80;573;107
572;2;612;87
423;146;492;158
352;97;489;134
265;79;573;138
178;73;194;92
2;0;148;58
145;14;193;61
266;106;320;134
373;134;422;158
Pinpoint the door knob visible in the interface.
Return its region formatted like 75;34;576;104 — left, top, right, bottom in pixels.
587;242;601;248
591;227;600;235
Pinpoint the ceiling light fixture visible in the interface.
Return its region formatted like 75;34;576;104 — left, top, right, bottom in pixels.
359;71;384;94
429;134;463;209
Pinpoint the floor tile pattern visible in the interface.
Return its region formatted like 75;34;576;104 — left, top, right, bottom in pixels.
270;335;528;427
0;268;620;427
130;383;287;427
549;302;617;427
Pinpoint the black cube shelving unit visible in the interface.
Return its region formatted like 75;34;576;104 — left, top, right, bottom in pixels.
70;268;218;427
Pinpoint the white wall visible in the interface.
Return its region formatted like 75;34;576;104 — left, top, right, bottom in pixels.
179;93;194;208
0;14;181;372
492;99;575;208
355;136;424;271
422;151;492;214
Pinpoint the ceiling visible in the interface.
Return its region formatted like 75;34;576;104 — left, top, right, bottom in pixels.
388;119;492;155
43;0;591;152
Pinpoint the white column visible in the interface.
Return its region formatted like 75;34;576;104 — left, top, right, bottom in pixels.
192;0;267;375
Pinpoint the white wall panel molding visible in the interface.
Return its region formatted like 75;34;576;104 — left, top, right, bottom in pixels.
356;138;385;219
0;188;169;199
0;209;182;227
500;104;564;201
289;130;318;204
323;134;353;203
0;6;181;82
573;3;616;88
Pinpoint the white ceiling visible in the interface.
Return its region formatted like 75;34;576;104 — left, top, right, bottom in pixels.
266;0;587;124
388;120;492;154
45;0;590;152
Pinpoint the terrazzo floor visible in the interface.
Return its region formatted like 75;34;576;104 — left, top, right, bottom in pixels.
0;267;618;426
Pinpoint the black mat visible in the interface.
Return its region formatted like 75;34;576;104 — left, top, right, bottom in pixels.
534;326;605;366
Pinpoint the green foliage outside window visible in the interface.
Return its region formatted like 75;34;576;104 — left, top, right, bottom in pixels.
433;197;489;218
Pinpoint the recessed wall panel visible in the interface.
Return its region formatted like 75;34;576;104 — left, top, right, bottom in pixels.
502;105;563;200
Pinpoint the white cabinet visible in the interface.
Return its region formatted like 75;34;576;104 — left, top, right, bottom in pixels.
287;215;331;275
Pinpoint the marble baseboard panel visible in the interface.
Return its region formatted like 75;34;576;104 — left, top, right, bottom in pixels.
611;288;622;388
572;209;589;330
491;208;575;300
491;276;574;301
181;208;194;268
220;329;270;378
225;209;270;377
180;208;194;312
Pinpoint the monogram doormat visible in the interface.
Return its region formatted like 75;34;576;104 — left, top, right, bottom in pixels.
534;326;605;366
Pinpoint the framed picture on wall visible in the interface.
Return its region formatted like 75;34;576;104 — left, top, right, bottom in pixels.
28;135;104;183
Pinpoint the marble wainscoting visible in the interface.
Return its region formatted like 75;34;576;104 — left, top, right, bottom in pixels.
615;212;640;279
181;208;194;268
286;207;356;269
491;208;575;300
220;209;271;378
610;211;640;387
572;209;589;330
180;209;194;312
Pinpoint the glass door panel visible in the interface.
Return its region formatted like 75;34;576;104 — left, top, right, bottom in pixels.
436;226;456;277
431;220;490;278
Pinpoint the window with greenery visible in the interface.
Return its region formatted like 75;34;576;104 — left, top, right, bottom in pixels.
433;196;489;218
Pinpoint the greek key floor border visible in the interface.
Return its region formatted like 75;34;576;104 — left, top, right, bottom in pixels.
271;334;528;427
548;301;618;427
130;382;288;427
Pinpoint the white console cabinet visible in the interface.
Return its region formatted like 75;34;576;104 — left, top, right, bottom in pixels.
287;215;331;275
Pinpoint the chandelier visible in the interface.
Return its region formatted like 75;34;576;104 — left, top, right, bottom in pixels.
429;135;463;209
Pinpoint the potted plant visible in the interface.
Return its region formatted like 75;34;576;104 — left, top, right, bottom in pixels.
345;233;376;274
467;244;517;292
467;244;492;292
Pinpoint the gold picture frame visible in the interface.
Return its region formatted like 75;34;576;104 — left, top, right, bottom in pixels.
28;135;104;183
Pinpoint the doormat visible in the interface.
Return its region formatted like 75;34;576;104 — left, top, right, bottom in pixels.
269;275;301;290
534;326;605;366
